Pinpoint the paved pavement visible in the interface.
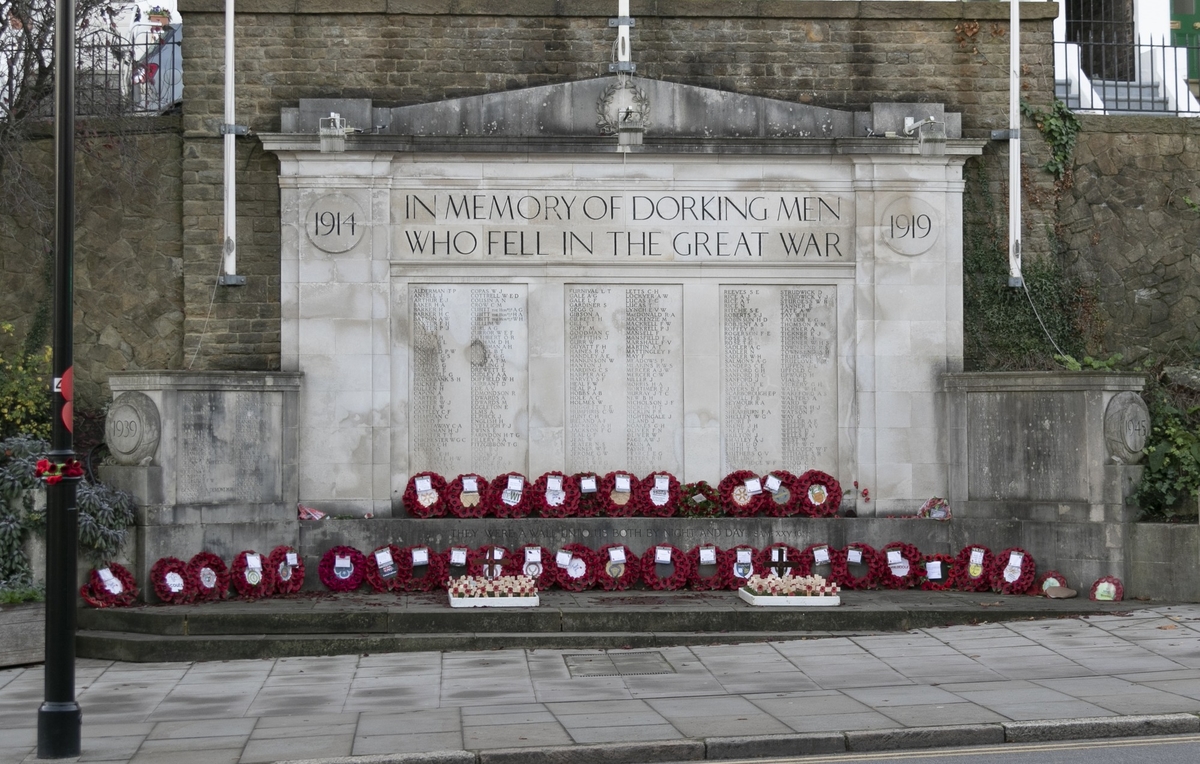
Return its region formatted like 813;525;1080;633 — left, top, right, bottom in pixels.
2;604;1200;764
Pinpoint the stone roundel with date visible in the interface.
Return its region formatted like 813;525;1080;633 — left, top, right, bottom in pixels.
305;193;365;253
105;392;161;466
1104;391;1151;464
880;197;940;256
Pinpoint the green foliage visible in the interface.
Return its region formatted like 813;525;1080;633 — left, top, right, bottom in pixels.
0;580;43;604
1054;353;1123;371
963;167;1090;370
1020;99;1082;181
1134;373;1200;522
0;324;51;442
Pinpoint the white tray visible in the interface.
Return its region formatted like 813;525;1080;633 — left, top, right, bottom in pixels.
449;594;539;608
738;588;840;607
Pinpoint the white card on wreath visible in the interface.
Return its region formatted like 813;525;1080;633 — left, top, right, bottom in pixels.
736;549;753;564
699;547;717;565
415;476;432;492
98;568;115;583
375;549;393;567
507;475;524;491
462;476;478;492
615;474;631;492
887;550;903;565
608;547;626;564
654;475;670;491
848;548;863;564
764;474;782;493
970;548;985;565
547;475;563;492
526;547;542;564
655;546;672;564
412;547;429;566
581;475;598;493
450;548;468;566
927;560;943;579
691;493;706;504
1008;552;1024;568
335;555;350;567
772;547;786;562
814;546;830;564
247;553;263;571
490;547;505;559
286;552;299;566
744;477;763;495
556;550;572;568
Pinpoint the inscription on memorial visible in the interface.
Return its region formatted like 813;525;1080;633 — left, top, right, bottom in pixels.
721;285;837;474
566;285;683;475
177;391;280;504
410;284;528;475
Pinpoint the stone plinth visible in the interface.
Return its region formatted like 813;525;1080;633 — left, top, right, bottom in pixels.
99;371;303;597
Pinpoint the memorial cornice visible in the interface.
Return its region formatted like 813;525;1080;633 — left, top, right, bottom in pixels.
178;1;1059;22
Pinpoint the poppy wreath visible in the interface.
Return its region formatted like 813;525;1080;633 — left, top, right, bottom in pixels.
596;543;641;590
600;471;642;517
989;546;1037;595
444;545;473;580
364;544;404;593
954;544;995;592
760;470;804;517
722;544;762;590
920;553;957;591
231;550;277;600
403;471;448;518
446;473;489;518
1089;575;1124;602
149;556;192;604
640;544;694;590
831;543;884;590
188;551;230;601
395;545;448;592
266;545;306;595
515;543;557;590
878;542;923;589
573;473;605;517
687;544;729;591
80;563;139;608
532;472;579;518
763;542;820;578
318;545;366;592
469;544;516;578
487;472;533;518
554;543;600;592
1034;570;1070;596
640;472;680;518
718;470;768;518
679;481;722;517
795;470;843;518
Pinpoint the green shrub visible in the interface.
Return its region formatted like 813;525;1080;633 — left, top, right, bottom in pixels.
0;324;51;442
1134;371;1200;522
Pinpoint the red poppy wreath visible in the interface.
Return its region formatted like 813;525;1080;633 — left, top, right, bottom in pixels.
920;553;957;591
954;544;994;592
831;543;884;590
318;545;366;592
687;544;729;591
718;470;768;518
395;545;448;592
790;542;836;578
640;472;680;518
446;473;489;518
1034;570;1070;596
573;472;605;517
364;544;404;593
487;472;533;518
469;545;516;579
759;471;804;517
149;556;192;604
989;546;1037;595
266;545;305;595
879;542;923;589
231;549;277;600
532;472;579;518
554;543;599;592
188;551;230;601
80;563;139;608
722;544;761;590
795;470;843;518
679;481;722;517
601;471;642;517
596;543;641;590
403;471;448;518
1089;576;1124;602
641;544;693;590
516;543;558;590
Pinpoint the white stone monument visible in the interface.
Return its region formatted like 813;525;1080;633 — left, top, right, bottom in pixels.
262;80;984;516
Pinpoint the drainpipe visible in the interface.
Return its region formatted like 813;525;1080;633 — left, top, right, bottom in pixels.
219;0;246;286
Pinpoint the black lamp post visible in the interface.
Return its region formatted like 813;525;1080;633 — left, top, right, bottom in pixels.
37;0;82;757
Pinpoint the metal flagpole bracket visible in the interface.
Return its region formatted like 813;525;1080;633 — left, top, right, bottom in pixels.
219;123;250;136
990;129;1020;140
608;18;635;27
609;62;637;73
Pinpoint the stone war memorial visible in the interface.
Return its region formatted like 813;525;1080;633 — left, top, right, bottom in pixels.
79;2;1196;626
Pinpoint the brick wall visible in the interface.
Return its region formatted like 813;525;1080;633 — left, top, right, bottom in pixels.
176;0;1062;370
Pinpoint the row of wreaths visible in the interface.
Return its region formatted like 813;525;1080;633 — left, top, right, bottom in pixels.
400;469;844;518
79;542;1125;607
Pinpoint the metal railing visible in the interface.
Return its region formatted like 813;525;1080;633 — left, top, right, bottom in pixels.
1;26;181;121
1055;35;1200;116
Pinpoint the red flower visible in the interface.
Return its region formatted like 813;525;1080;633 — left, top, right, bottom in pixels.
149;557;193;604
45;474;62;485
231;549;277;600
446;473;490;518
954;544;994;592
35;458;52;475
639;472;680;518
79;563;139;608
595;544;641;590
554;543;599;592
717;470;768;518
988;547;1037;595
266;545;306;595
395;545;447;592
402;472;449;518
531;473;580;518
687;544;729;591
830;543;883;589
363;544;404;593
878;542;923;589
187;552;230;601
795;470;843;517
600;471;642;517
317;546;366;592
640;544;693;590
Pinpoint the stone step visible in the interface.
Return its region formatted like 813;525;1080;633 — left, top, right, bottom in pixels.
75;589;1129;662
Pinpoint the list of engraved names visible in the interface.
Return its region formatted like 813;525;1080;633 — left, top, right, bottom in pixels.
722;285;837;474
409;285;528;475
567;285;683;475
